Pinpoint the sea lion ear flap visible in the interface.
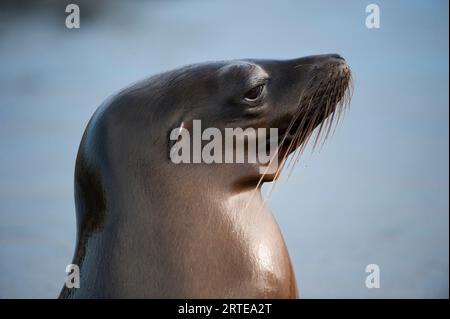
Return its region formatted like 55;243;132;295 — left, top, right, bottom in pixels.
168;121;193;163
168;121;184;159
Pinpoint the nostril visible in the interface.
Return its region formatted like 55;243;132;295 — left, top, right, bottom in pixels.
330;54;345;61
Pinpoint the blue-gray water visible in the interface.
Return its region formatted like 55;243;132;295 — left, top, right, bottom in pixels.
0;0;448;298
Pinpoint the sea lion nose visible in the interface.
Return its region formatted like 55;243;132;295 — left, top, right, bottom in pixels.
290;54;346;70
316;54;349;73
329;54;345;61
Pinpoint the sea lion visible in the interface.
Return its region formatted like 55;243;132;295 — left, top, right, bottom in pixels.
59;54;352;298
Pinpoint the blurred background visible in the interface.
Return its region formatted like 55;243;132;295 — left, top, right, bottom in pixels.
0;0;448;298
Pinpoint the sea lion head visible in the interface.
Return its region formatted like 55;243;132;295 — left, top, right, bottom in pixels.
158;54;353;186
74;54;352;221
77;54;352;198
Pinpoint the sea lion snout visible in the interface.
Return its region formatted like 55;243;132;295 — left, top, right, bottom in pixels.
288;54;350;83
292;53;345;65
329;53;345;60
264;54;353;163
299;54;349;73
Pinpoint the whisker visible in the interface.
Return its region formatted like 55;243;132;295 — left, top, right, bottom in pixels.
252;66;353;208
247;74;319;210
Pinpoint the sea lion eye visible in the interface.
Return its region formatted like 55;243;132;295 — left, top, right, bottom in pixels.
243;84;264;102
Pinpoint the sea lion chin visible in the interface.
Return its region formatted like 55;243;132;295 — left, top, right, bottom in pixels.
60;54;352;298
